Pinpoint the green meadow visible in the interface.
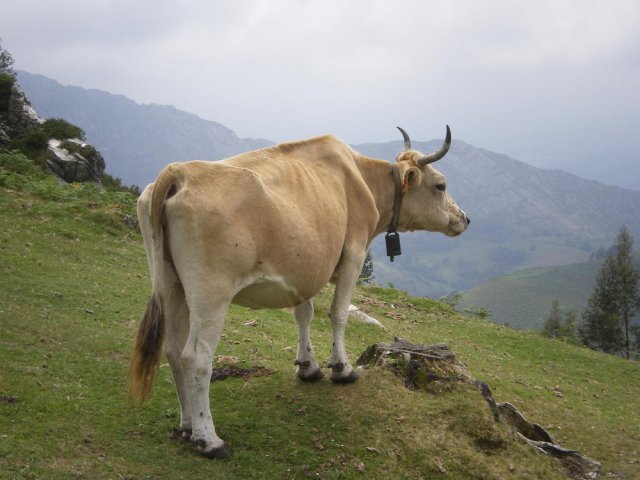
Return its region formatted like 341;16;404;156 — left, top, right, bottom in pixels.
1;168;638;479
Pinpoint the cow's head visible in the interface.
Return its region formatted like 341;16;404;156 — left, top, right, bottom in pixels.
394;126;469;237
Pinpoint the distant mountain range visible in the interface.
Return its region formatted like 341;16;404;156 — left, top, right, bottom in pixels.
358;140;640;296
16;70;640;298
17;72;272;188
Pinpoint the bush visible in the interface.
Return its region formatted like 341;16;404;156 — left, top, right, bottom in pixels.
60;139;96;158
7;127;50;166
42;118;85;141
7;119;87;167
102;173;141;196
0;150;40;175
0;72;15;112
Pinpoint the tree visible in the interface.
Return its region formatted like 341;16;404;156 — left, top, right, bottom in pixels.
543;300;578;342
0;41;16;113
543;299;562;337
358;252;375;285
560;310;578;341
0;39;16;77
580;226;639;359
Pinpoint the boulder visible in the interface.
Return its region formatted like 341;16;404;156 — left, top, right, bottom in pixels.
46;138;105;184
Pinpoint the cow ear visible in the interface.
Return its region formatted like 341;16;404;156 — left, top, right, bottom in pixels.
402;166;421;192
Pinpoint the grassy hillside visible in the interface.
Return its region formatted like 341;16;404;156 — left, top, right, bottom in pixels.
1;165;639;479
458;262;603;330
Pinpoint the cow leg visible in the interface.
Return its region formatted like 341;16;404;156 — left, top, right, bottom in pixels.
328;252;365;384
163;286;192;440
139;191;193;440
181;297;230;459
293;300;323;381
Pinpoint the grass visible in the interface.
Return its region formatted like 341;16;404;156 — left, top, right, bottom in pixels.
458;261;603;329
1;174;639;479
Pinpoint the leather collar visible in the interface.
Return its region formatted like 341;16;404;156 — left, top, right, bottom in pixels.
388;164;404;233
385;164;404;261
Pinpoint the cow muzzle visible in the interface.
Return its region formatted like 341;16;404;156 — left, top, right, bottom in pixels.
447;210;470;236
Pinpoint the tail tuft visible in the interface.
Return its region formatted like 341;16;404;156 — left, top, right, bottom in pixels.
129;294;165;405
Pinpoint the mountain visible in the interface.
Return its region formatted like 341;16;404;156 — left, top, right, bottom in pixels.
359;140;640;296
16;71;272;187
515;144;640;192
356;140;640;241
16;71;640;297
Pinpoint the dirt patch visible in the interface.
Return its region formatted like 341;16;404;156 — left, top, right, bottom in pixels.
210;366;276;382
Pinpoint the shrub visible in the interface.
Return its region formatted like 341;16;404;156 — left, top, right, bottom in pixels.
102;173;141;196
59;139;96;158
0;72;15;112
42;118;85;141
0;150;40;175
8;119;87;167
7;128;50;166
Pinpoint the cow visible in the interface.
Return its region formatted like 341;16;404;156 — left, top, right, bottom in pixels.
130;126;469;459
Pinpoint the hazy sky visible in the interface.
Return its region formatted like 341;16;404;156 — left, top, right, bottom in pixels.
2;0;639;164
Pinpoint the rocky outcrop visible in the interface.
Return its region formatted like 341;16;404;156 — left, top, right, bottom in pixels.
46;138;105;184
1;73;106;184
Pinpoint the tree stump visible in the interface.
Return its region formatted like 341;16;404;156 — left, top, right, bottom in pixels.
356;337;472;390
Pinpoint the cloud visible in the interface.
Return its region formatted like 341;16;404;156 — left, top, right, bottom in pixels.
2;0;639;152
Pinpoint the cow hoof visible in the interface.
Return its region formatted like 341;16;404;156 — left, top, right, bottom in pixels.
201;445;231;459
330;369;359;384
297;368;324;382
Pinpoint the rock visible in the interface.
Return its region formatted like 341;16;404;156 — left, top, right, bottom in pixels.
1;74;106;185
348;304;388;330
475;382;601;479
46;138;105;184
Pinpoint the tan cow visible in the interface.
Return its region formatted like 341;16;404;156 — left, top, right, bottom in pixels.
130;127;469;458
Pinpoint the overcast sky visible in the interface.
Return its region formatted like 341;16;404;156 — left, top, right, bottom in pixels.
2;0;639;165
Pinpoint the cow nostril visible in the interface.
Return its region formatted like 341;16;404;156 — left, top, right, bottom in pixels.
466;216;471;225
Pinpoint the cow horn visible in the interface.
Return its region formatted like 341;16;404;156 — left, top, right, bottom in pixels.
416;125;451;167
397;126;412;151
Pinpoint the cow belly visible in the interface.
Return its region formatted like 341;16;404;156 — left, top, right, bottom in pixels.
232;276;308;309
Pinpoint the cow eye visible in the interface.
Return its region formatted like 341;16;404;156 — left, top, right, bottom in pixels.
436;183;446;192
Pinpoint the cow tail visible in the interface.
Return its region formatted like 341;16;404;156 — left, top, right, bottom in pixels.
129;166;179;405
129;294;165;404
